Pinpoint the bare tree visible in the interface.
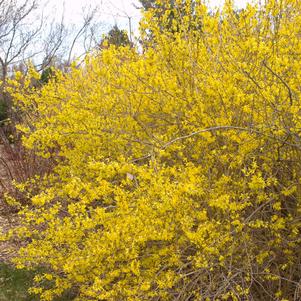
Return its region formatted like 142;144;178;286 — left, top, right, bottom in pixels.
38;13;68;71
0;0;43;82
67;5;100;65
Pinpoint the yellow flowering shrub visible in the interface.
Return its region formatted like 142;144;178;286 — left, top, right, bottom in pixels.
6;0;301;300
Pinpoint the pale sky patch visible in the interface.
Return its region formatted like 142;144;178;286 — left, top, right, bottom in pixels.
36;0;250;59
43;0;250;34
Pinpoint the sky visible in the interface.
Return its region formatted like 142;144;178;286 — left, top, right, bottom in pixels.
36;0;250;60
44;0;250;37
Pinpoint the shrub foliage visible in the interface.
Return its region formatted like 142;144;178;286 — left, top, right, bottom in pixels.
6;0;301;300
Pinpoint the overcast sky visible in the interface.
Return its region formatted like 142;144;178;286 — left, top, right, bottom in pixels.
37;0;249;60
44;0;250;36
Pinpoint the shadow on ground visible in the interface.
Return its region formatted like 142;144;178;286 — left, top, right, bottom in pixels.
0;263;76;301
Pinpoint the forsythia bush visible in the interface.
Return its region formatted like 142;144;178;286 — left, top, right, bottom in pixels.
6;0;301;300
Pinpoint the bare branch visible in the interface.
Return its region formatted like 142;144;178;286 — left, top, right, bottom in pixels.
263;60;294;105
131;125;301;163
67;6;99;65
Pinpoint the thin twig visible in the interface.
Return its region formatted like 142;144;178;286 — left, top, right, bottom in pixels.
263;61;293;105
131;125;301;163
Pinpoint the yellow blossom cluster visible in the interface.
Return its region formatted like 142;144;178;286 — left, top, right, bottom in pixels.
5;0;301;300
